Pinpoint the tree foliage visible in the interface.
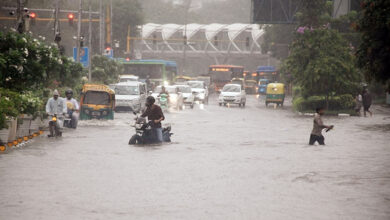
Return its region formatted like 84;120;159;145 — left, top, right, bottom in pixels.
0;31;83;92
283;29;359;99
356;0;390;85
91;55;123;84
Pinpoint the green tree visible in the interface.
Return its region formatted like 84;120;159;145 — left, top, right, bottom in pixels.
0;31;83;92
283;29;359;106
91;55;123;84
112;0;143;57
356;0;390;87
261;24;295;59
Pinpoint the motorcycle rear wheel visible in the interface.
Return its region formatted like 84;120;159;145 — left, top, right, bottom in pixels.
129;135;138;145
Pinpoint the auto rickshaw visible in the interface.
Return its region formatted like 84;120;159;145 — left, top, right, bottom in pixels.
244;79;257;94
79;84;115;120
265;83;285;107
258;79;270;94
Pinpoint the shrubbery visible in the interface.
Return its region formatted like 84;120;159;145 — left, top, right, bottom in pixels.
0;31;84;129
0;89;44;129
293;94;355;112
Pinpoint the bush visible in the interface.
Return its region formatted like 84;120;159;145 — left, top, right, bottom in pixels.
293;94;354;112
0;89;44;129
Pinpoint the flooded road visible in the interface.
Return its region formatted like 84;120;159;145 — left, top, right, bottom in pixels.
1;96;389;220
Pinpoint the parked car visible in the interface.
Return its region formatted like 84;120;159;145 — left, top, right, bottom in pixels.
114;81;147;113
152;85;184;110
187;80;209;104
218;84;246;107
176;85;195;109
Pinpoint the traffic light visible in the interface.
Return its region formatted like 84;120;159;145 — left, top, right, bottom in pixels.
125;57;130;61
29;12;36;25
67;13;74;26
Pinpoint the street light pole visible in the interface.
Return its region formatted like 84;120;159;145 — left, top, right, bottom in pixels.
182;0;192;75
76;0;82;62
88;0;92;81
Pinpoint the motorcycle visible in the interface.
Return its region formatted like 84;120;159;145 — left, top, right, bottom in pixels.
128;116;173;145
63;110;78;129
48;114;62;137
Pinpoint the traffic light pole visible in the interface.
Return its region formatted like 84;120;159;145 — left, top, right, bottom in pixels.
76;0;82;63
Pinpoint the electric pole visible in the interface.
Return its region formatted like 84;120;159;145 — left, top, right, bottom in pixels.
54;0;61;48
76;0;82;62
88;0;92;81
99;0;104;54
16;0;25;34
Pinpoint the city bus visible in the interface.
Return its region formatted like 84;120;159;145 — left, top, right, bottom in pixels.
208;65;244;92
118;59;178;86
256;66;278;82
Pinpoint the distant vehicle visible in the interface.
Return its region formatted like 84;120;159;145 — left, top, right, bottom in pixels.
244;80;258;94
80;84;115;120
257;66;278;82
231;78;245;89
208;65;244;92
119;75;139;83
152;85;184;110
114;81;147;113
218;84;246;107
244;71;259;83
265;83;285;107
176;85;195;109
175;75;192;85
258;79;270;94
118;59;177;86
187;80;209;104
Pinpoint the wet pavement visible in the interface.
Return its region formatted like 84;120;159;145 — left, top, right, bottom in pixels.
1;95;389;220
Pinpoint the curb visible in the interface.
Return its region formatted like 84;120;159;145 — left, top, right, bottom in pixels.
298;112;351;117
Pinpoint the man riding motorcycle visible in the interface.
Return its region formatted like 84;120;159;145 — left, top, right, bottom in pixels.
45;89;67;137
141;96;165;142
65;89;79;129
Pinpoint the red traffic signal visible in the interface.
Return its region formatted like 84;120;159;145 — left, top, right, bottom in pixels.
67;13;74;20
29;12;36;19
125;57;130;61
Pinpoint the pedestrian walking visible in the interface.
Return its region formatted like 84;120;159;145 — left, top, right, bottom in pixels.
355;93;362;116
309;107;334;145
362;89;373;117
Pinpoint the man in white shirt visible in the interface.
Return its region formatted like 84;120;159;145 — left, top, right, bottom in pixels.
45;89;67;137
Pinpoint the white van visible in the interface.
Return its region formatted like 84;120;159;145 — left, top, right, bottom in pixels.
114;81;147;112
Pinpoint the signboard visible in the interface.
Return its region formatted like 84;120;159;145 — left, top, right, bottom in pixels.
73;47;89;67
211;68;230;72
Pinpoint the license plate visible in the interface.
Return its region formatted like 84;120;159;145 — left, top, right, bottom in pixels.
91;111;100;116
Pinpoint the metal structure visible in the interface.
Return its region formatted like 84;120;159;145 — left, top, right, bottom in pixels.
251;0;303;24
135;23;274;74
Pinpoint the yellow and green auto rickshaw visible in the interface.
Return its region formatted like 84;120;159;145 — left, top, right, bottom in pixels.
79;84;115;120
265;83;285;107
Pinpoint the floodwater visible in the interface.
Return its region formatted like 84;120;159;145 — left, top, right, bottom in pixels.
0;96;389;220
